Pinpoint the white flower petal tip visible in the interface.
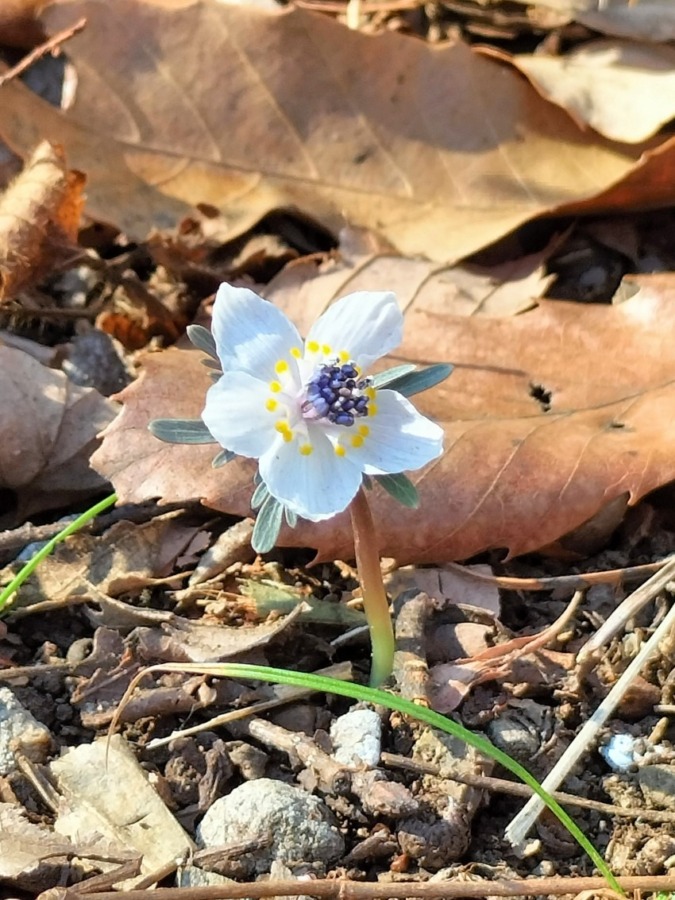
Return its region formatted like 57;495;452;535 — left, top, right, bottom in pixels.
203;282;446;524
306;291;403;371
210;284;302;379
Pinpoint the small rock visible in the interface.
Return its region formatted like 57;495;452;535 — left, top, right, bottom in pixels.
638;764;675;811
330;707;381;766
600;733;639;773
0;687;52;775
62;330;131;397
197;779;344;875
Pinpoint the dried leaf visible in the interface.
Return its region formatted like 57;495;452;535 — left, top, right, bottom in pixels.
0;141;84;301
51;735;193;887
510;41;675;144
0;0;46;48
0;803;77;893
0;0;668;262
0;344;116;523
265;242;553;319
92;273;675;564
4;517;202;607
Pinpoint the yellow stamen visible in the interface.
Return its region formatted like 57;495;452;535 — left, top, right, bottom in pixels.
322;343;331;355
369;403;378;416
334;444;346;457
351;435;364;448
307;340;319;353
299;443;313;456
365;387;376;400
269;380;281;393
291;347;302;358
275;420;293;442
338;350;350;363
275;360;289;375
358;425;370;437
266;399;278;412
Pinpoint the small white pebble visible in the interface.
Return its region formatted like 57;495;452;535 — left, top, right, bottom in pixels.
600;733;638;772
330;707;381;767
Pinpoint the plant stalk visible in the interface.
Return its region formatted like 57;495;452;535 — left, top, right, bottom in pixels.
349;485;394;686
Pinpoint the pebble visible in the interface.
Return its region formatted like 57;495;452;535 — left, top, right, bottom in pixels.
600;733;639;773
330;707;381;767
197;779;344;875
637;764;675;811
0;687;52;775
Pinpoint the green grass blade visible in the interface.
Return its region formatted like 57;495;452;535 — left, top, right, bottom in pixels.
153;661;621;894
0;493;118;615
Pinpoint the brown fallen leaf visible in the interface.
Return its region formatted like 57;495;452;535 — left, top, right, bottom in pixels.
4;516;201;608
0;141;85;302
507;41;675;144
0;0;46;48
266;238;553;319
91;272;675;564
0;344;116;524
0;0;667;262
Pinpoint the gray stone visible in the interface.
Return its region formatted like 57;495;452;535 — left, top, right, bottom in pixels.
0;688;51;775
197;779;344;875
330;707;381;767
638;764;675;810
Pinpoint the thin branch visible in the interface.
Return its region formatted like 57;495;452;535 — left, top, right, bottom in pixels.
0;17;87;87
506;598;675;846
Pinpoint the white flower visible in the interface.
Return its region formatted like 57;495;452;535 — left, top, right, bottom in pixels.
202;284;444;522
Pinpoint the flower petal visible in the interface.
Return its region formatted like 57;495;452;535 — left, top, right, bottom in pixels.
202;372;279;458
259;424;362;521
305;291;402;371
338;389;444;475
211;283;302;380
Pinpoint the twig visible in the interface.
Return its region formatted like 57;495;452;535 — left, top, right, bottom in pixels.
381;752;675;824
0;17;87;86
0;501;196;554
505;598;675;846
144;661;353;750
230;716;353;795
393;590;432;704
70;873;675;899
577;554;675;663
446;560;666;592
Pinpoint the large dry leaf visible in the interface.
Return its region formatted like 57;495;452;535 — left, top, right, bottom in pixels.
92;273;675;564
0;344;116;522
0;0;669;262
265;234;553;318
510;41;675;144
0;140;85;301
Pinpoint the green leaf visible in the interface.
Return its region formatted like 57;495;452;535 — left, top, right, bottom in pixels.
252;494;284;553
384;363;453;397
212;449;235;467
371;364;417;389
284;506;298;528
149;418;217;444
251;479;270;511
187;324;219;360
375;472;419;508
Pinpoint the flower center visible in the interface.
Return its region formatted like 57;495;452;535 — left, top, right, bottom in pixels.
301;360;371;427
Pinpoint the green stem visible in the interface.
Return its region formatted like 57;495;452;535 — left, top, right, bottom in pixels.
0;492;118;615
349;485;394;687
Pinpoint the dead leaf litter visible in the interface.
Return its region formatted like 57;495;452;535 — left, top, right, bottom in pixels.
0;0;674;895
